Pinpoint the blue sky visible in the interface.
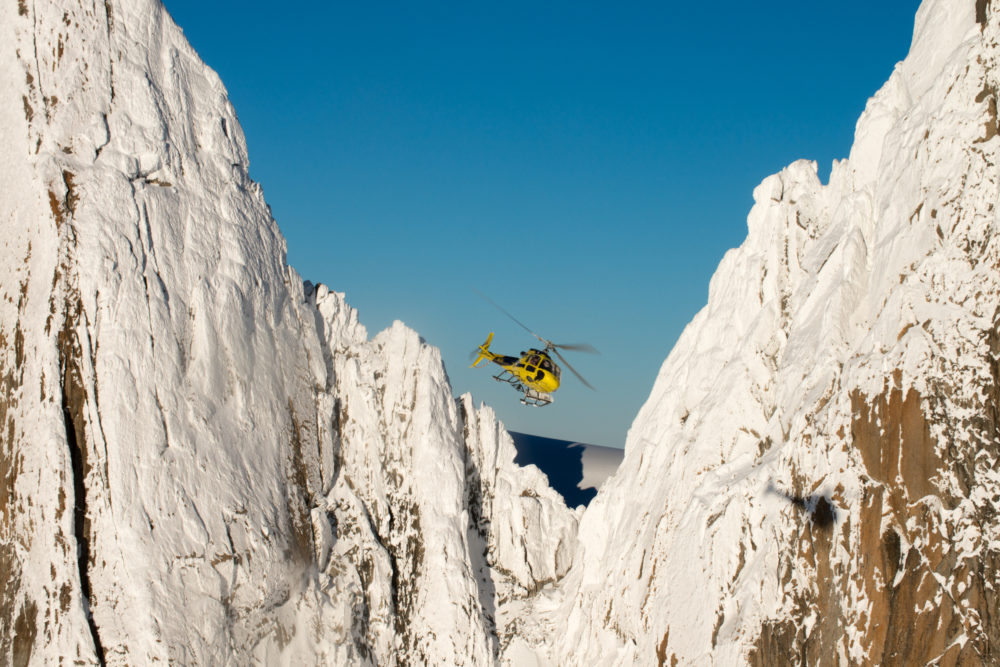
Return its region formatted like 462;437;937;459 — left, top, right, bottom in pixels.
163;1;920;448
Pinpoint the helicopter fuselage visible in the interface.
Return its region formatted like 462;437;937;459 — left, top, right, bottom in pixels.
471;333;562;395
501;349;562;394
469;293;596;406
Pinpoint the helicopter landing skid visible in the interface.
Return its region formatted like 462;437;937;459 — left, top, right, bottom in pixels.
492;370;554;407
520;390;553;407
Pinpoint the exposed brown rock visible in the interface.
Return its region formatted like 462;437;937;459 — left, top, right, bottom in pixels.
848;379;986;665
851;371;940;507
58;292;106;665
751;357;997;666
749;619;801;667
11;597;36;667
284;401;317;568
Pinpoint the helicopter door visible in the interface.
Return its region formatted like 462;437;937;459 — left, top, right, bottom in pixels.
527;355;554;382
536;357;554;382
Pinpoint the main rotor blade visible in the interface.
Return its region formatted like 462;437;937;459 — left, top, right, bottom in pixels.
552;348;596;391
552;342;599;354
472;288;549;346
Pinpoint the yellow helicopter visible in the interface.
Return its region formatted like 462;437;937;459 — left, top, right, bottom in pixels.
471;293;597;406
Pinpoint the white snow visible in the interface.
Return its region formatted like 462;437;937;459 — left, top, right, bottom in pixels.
2;0;577;663
527;0;1000;663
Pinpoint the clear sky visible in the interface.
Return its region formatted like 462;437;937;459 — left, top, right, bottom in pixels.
162;0;920;448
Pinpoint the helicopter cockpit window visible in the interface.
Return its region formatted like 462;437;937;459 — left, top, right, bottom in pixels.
528;355;541;366
541;359;552;371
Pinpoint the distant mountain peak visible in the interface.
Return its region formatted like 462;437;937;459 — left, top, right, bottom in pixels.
508;432;623;507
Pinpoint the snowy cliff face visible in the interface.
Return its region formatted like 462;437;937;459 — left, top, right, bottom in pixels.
538;0;1000;664
6;0;1000;664
0;0;576;664
303;285;578;664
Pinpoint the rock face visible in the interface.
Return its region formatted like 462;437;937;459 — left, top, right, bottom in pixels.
536;0;1000;664
0;1;575;664
305;286;578;664
4;0;1000;665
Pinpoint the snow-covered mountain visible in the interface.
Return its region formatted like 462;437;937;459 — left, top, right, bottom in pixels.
0;1;575;663
509;432;624;508
532;1;1000;664
3;0;1000;665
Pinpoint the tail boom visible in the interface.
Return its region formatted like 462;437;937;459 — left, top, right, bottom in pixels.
470;332;496;367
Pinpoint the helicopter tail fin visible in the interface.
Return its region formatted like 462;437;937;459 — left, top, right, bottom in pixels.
470;332;495;368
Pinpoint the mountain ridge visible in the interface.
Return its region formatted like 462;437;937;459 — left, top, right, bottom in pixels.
539;1;1000;663
1;1;576;662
